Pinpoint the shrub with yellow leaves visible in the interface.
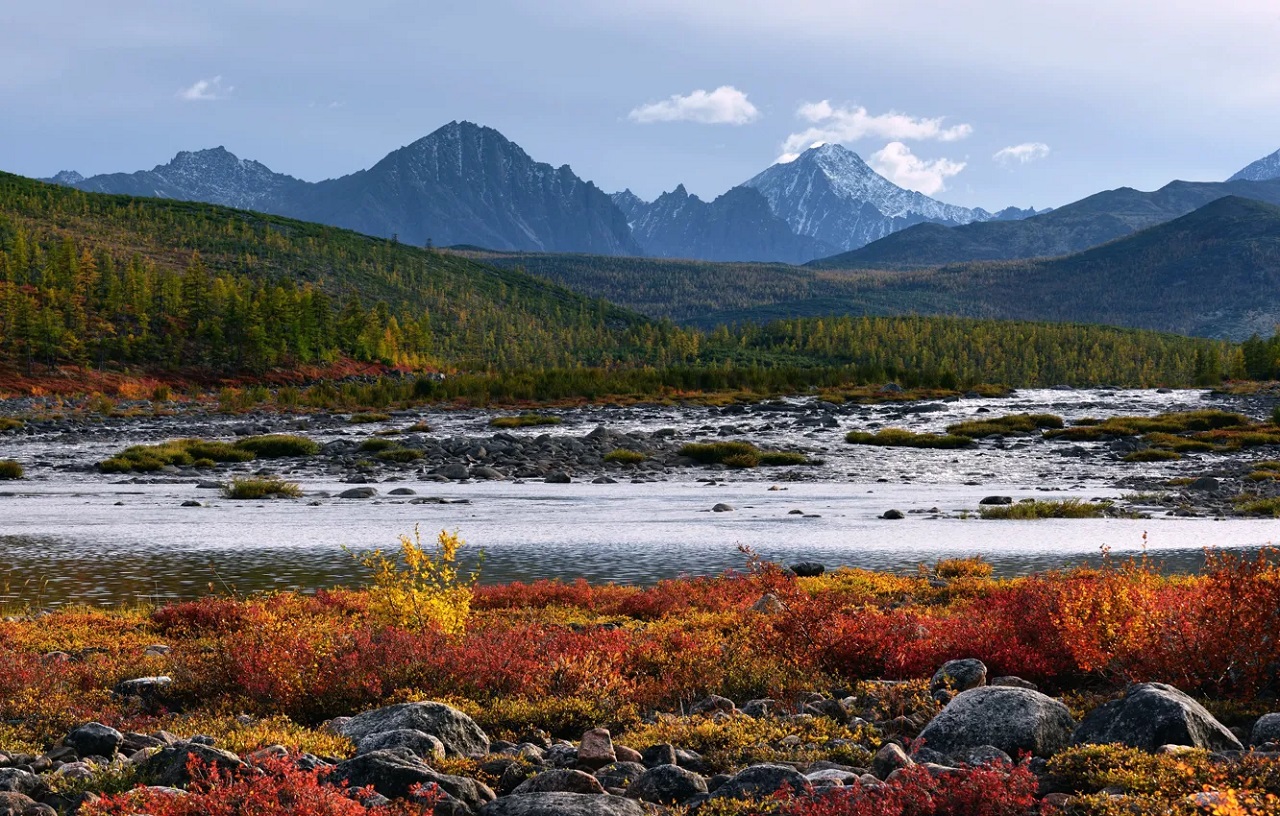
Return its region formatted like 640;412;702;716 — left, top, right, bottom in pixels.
355;527;481;634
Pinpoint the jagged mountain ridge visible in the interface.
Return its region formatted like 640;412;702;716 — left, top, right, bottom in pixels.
742;143;996;253
1230;149;1280;182
61;147;307;212
617;184;832;263
49;123;640;256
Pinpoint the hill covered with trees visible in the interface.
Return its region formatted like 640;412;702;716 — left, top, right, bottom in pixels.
0;174;1240;392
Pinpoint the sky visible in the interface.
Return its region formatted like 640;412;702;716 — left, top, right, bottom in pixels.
2;0;1279;211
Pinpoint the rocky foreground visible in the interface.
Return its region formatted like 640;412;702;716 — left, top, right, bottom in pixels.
4;667;1280;815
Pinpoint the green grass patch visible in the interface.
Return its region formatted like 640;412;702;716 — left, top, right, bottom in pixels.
358;437;397;452
758;451;810;466
234;434;320;458
603;449;647;465
845;428;974;449
0;460;23;479
979;499;1111;519
1123;449;1183;462
0;418;23;432
490;414;562;428
1048;410;1252;441
222;477;302;500
680;441;760;467
349;412;392;424
374;448;424;463
98;438;257;473
1236;496;1280;517
946;413;1063;438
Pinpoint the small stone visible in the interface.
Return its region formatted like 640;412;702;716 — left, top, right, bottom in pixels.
881;509;905;520
711;503;734;512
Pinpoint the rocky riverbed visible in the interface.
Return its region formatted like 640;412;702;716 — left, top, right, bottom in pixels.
2;387;1280;607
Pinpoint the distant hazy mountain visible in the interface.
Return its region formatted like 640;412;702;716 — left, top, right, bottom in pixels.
811;177;1280;269
1229;149;1280;182
618;184;831;263
47;122;640;256
55;147;307;212
742;143;996;253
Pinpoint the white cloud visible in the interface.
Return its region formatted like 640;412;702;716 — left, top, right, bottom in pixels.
869;142;966;196
781;101;972;156
628;85;760;125
993;142;1051;165
178;75;231;101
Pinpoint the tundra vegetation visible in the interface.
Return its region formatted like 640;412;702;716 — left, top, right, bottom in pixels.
4;539;1280;814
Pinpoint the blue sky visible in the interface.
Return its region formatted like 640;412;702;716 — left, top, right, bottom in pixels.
3;0;1278;211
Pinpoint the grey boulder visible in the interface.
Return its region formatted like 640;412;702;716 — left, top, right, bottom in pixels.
917;686;1075;758
328;749;495;809
709;764;810;801
931;659;988;693
512;769;605;796
1073;683;1242;752
479;793;646;816
65;722;124;759
339;701;490;756
140;742;247;787
625;763;708;804
356;728;446;761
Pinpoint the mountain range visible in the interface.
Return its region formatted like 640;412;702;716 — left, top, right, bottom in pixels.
42;122;1030;264
36;124;1280;272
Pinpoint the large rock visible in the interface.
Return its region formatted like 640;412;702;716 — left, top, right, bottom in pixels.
1073;683;1243;752
709;764;810;801
65;722;124;759
594;762;646;791
0;792;54;816
512;769;605;796
479;793;646;816
0;771;42;798
339;702;489;756
931;659;987;693
140;742;247;787
917;687;1075;758
328;749;495;809
625;764;708;804
356;728;446;761
1252;713;1280;746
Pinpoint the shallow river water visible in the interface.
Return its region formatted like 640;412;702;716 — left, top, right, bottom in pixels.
1;388;1277;607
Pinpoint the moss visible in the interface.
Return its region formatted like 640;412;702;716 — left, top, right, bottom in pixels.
222;477;302;500
845;428;974;449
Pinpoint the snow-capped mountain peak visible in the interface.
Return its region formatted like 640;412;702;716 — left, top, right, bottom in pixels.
743;142;991;252
1229;148;1280;182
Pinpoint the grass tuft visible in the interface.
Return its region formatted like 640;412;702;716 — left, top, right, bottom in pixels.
979;499;1110;519
490;414;562;428
946;413;1064;438
845;428;973;449
603;449;647;465
222;477;302;500
0;460;23;480
234;435;320;458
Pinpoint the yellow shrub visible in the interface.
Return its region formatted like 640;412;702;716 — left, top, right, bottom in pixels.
357;527;480;634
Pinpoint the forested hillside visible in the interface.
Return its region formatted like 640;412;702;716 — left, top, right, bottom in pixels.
0;172;680;373
0;173;1239;390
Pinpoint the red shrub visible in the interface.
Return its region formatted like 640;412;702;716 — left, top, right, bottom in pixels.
83;757;436;816
781;763;1039;816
